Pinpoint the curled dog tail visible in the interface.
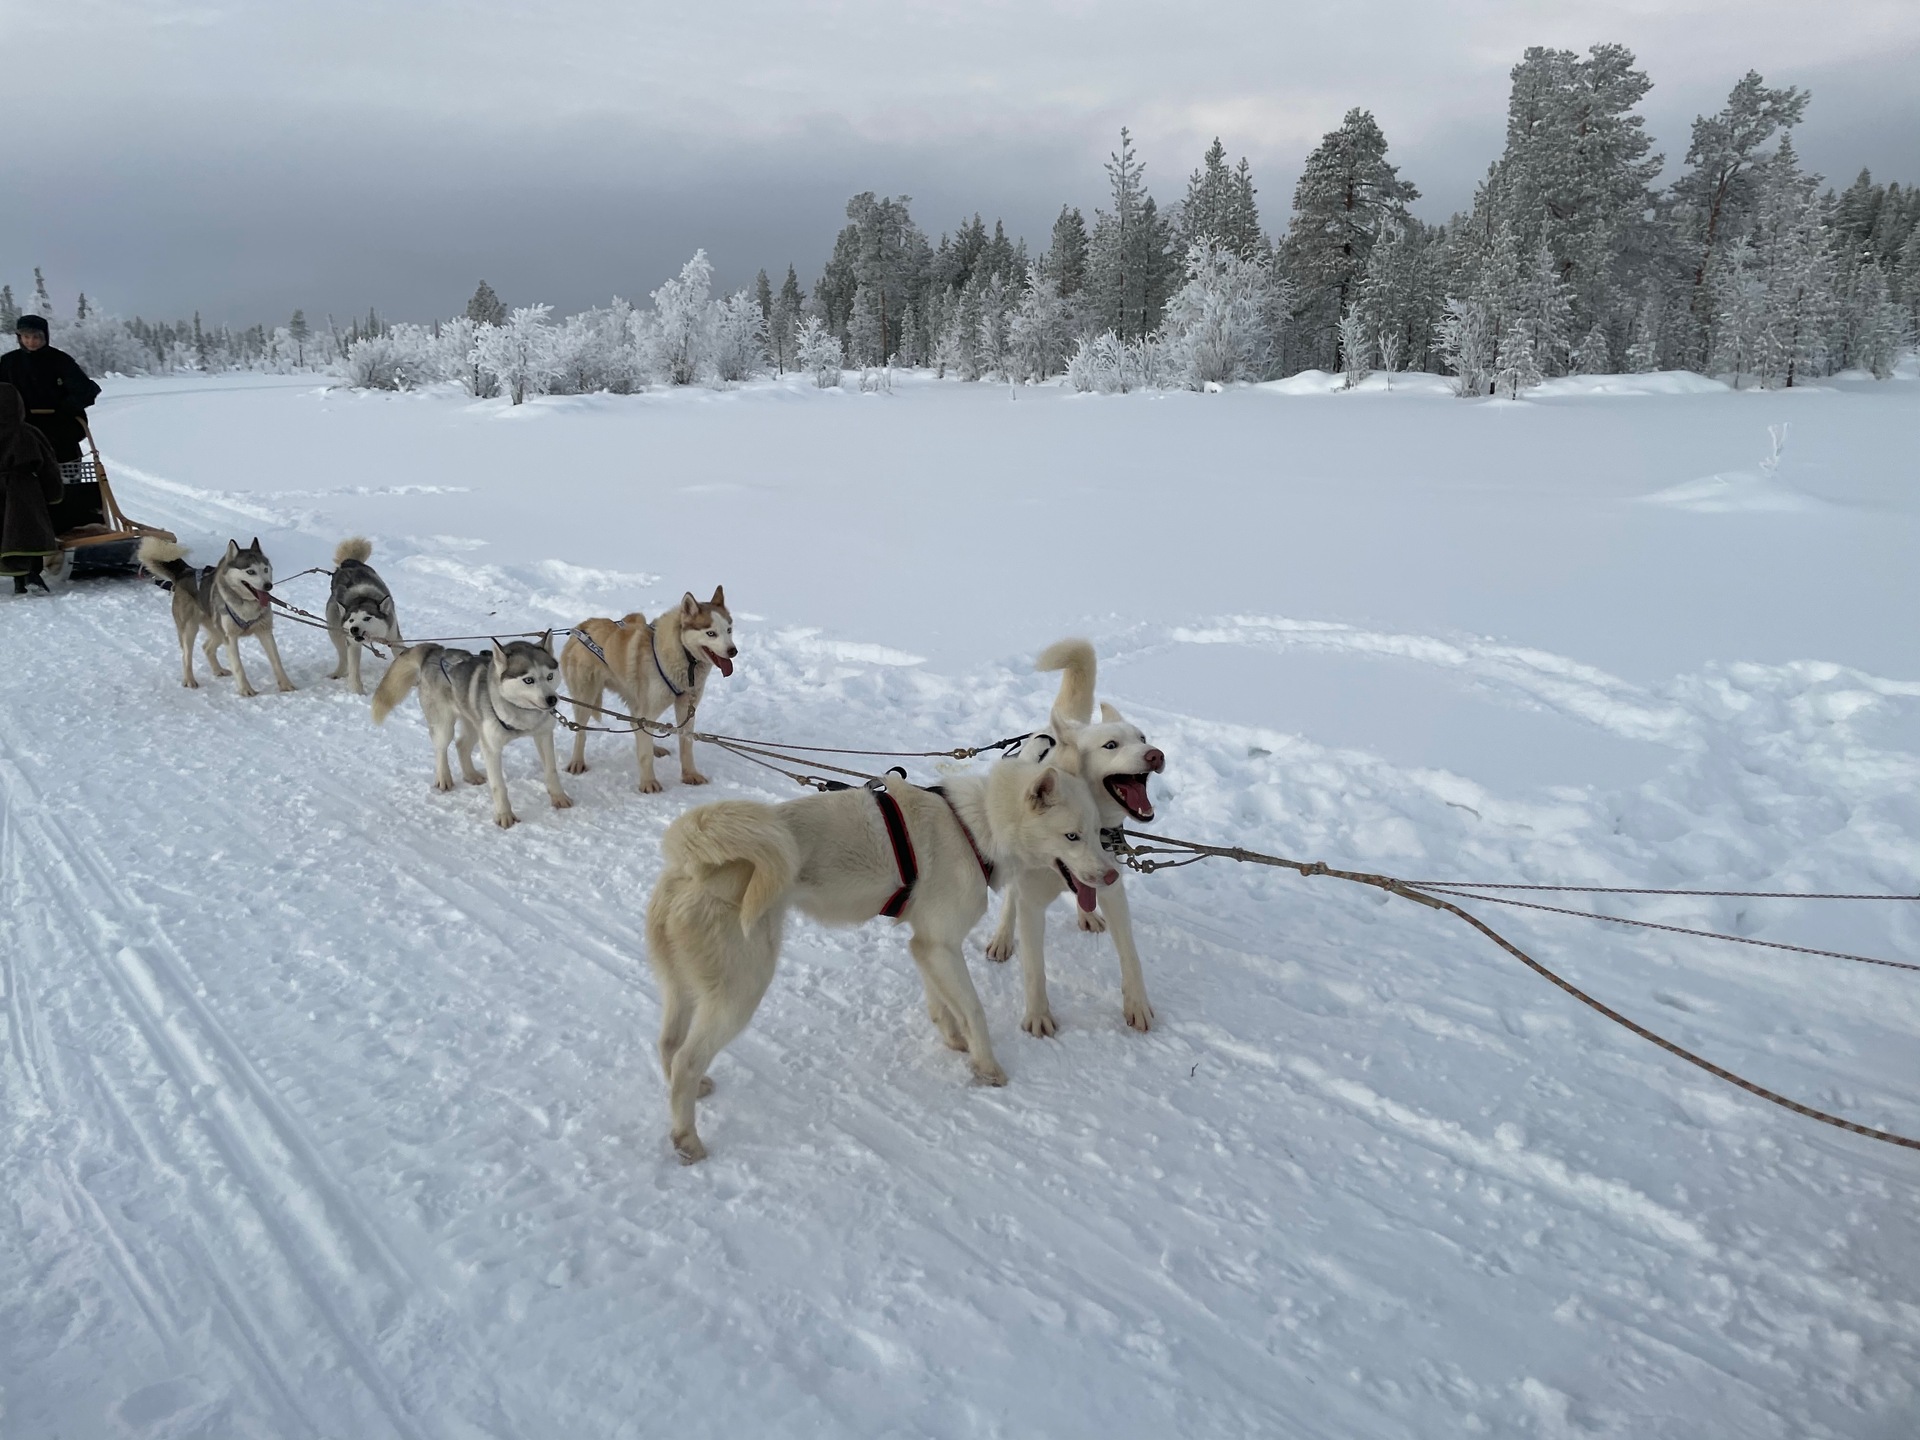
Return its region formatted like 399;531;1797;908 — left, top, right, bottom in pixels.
370;645;429;724
660;800;800;934
137;536;194;592
1036;637;1097;727
334;536;373;565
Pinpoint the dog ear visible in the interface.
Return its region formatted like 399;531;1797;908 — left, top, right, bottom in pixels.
1026;767;1059;811
379;595;395;616
680;591;699;619
490;638;509;667
1099;702;1124;724
709;584;725;609
249;537;261;552
224;539;240;559
537;629;553;651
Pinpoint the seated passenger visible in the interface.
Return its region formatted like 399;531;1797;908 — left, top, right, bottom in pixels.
0;314;101;464
0;382;62;593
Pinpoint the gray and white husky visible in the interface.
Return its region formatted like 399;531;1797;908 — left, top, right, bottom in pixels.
325;537;402;695
370;635;573;829
986;639;1166;1034
646;757;1118;1163
137;535;297;698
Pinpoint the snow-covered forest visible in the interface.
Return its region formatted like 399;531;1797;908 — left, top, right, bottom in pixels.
16;46;1919;396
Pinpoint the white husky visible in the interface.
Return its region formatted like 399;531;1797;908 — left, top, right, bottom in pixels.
986;639;1166;1034
645;758;1117;1163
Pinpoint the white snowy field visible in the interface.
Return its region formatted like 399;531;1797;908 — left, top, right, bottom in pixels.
3;366;1919;1439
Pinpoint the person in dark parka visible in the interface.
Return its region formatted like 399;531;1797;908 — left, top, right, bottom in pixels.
1;381;64;592
0;314;100;463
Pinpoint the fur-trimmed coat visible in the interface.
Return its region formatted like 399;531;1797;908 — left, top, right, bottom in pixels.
0;382;64;574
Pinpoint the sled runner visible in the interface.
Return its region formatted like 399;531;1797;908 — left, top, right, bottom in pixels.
50;419;173;575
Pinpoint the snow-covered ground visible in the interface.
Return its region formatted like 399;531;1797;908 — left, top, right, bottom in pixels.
4;367;1918;1438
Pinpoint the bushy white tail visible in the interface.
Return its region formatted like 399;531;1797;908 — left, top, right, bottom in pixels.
370;647;426;724
660;800;801;933
1036;637;1097;726
334;536;373;565
136;535;191;583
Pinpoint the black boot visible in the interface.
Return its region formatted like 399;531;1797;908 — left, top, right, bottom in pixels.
25;571;50;594
10;574;25;595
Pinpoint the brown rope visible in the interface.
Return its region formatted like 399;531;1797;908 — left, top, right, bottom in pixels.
1406;880;1920;901
1413;887;1920;973
1119;829;1920;1152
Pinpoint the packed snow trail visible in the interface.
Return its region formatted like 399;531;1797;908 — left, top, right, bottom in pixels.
3;374;1919;1438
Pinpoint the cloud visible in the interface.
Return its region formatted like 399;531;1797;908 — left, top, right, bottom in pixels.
11;0;1917;322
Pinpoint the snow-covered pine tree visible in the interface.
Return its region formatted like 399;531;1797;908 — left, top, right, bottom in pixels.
33;267;52;320
466;280;507;327
470;304;560;404
1494;312;1541;398
1047;206;1089;297
1670;71;1808;368
755;269;773;322
651;250;714;385
1572;322;1611;374
768;265;804;372
1750;134;1836;388
1087;129;1177;341
1355;221;1441;373
1706;246;1763;384
289;309;310;367
1624;293;1663;372
0;286;15;330
1512;239;1574;378
711;289;767;382
794;314;843;388
1279;108;1418;373
1471;45;1661;353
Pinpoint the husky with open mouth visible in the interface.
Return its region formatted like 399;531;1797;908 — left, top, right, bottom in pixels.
560;587;738;793
986;638;1166;1034
137;535;298;698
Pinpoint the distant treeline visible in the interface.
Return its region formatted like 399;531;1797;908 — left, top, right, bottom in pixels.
18;44;1917;396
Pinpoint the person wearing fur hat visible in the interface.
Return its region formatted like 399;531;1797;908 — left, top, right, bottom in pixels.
0;314;100;463
0;381;63;593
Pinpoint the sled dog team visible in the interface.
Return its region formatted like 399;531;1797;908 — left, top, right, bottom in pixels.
137;534;1168;1163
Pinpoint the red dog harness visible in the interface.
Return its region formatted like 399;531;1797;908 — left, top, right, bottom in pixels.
872;785;993;920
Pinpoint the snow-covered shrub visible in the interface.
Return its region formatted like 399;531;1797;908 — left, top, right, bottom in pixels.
1162;244;1276;388
1066;330;1168;393
1008;264;1069;382
710;290;768;383
550;302;646;394
1337;304;1371;389
1438;297;1494;397
62;312;150;375
343;323;448;391
470;305;561;404
857;366;892;394
650;251;713;385
795;315;842;388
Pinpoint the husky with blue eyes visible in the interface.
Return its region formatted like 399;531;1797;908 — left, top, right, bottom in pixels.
371;634;573;829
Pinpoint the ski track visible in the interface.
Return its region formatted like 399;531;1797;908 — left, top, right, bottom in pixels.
2;454;1918;1437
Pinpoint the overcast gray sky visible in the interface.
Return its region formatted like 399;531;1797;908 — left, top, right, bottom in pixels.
10;1;1919;326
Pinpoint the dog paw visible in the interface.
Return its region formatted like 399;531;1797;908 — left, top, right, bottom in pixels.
682;770;710;786
236;685;258;699
551;793;574;810
494;813;518;830
1022;1010;1059;1038
698;1076;715;1098
463;773;486;786
182;678;199;689
564;761;589;775
672;1130;708;1165
277;681;297;693
653;745;670;758
349;683;366;696
1076;911;1109;934
971;1060;1009;1087
1123;997;1155;1032
638;778;665;794
984;935;1015;962
432;778;454;793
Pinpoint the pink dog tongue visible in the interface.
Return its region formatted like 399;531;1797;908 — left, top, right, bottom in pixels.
707;650;734;677
1072;875;1097;911
1111;778;1152;820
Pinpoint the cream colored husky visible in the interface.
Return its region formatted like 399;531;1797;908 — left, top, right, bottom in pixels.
645;757;1117;1163
560;587;737;792
986;639;1166;1034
